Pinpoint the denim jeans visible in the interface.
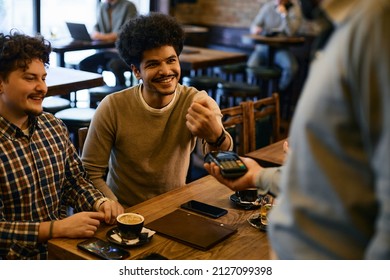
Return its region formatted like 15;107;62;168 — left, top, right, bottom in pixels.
78;51;131;86
247;44;298;91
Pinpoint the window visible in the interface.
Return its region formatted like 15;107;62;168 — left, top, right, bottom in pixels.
40;0;97;40
0;0;34;35
131;0;150;14
0;1;149;37
0;0;149;66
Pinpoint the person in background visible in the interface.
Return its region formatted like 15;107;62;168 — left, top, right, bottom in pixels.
206;0;390;259
81;13;233;208
248;0;302;91
78;0;138;87
0;31;123;259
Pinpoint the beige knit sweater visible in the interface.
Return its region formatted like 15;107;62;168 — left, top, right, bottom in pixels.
81;83;231;207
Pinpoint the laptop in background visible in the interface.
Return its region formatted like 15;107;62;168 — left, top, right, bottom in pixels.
66;22;92;41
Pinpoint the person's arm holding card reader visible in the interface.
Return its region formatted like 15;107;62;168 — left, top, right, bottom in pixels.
204;153;282;197
204;141;289;195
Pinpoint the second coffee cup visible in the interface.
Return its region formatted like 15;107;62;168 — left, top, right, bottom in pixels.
236;188;259;203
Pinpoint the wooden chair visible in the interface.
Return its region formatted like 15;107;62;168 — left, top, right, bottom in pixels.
78;126;109;180
77;127;89;156
244;92;281;152
221;102;251;155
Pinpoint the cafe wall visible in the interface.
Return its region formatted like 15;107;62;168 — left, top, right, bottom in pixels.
172;0;316;34
173;0;267;28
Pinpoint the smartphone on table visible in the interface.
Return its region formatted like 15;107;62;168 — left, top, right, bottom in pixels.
181;200;228;219
77;237;130;260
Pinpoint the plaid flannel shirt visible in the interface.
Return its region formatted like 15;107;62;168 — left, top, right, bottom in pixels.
0;113;104;259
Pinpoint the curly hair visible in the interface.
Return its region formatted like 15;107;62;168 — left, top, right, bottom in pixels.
0;30;51;81
117;12;185;69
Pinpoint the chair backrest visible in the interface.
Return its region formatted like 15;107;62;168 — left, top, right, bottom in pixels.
244;92;281;152
221;102;251;155
78;127;89;156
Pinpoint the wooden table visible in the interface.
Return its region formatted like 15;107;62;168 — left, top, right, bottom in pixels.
180;46;248;73
46;67;105;97
242;34;305;66
48;175;270;260
182;25;209;48
246;139;286;167
51;40;247;74
50;39;116;67
242;34;305;48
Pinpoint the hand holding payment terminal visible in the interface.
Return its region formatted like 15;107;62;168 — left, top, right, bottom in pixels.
204;151;248;179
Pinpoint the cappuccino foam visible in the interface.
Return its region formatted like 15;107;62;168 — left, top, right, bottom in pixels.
118;214;143;225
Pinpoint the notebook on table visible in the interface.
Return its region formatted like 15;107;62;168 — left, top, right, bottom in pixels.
145;209;237;251
66;22;92;41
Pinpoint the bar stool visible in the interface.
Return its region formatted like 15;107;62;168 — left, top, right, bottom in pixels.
55;108;96;148
214;62;247;82
182;76;225;101
246;66;281;98
88;84;126;108
42;96;71;114
217;82;261;108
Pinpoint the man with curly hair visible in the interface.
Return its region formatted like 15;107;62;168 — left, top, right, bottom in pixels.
81;13;233;208
0;31;123;259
